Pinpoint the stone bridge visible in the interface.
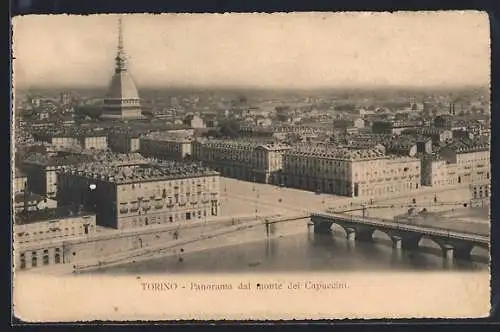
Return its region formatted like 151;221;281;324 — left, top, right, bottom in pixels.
310;211;489;261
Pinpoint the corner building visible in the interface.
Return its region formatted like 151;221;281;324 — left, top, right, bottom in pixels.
421;138;490;189
57;162;220;229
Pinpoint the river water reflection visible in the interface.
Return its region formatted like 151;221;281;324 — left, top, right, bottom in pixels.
92;229;489;275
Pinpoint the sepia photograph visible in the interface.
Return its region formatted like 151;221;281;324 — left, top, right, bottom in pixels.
11;11;491;321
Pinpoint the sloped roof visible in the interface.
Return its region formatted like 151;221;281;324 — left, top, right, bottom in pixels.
105;71;140;101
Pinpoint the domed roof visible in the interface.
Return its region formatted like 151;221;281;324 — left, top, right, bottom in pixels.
105;71;140;101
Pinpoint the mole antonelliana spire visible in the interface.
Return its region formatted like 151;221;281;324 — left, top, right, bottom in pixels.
101;15;143;120
115;16;127;72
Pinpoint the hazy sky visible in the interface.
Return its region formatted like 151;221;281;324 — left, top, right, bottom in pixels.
13;12;490;89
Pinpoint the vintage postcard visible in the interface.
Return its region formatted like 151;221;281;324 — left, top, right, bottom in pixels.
11;11;491;321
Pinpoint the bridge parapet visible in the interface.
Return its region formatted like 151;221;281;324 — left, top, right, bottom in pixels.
310;212;489;260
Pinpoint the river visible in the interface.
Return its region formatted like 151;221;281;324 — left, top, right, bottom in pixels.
87;224;489;275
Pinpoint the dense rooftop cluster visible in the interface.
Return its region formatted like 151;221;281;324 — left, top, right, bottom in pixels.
58;161;218;184
195;138;291;151
444;137;490;153
89;152;149;166
23;152;94;167
33;127;107;139
196;138;262;150
239;124;320;134
373;119;423;128
142;130;193;142
286;144;387;161
22;151;148;168
15;207;93;225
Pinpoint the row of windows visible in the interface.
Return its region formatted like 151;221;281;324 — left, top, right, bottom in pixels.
123;208;217;226
19;248;61;269
126;177;217;190
16;224;94;238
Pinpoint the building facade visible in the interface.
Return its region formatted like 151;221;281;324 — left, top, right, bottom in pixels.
421;139;490;188
33;129;108;151
108;131;141;153
192;138;291;184
282;145;421;198
140;132;193;161
21;153;94;199
14;210;96;271
56;161;220;229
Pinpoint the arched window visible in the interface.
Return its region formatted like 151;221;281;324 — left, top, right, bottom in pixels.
31;252;38;268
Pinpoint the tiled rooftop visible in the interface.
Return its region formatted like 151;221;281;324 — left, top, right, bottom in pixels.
195;138;290;151
58;161;218;184
142;130;193;142
444;137;490;153
286;144;387;161
33;127;107;138
22;151;148;167
15;207;95;225
23;152;94;167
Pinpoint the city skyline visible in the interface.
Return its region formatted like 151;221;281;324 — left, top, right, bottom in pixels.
13;12;490;90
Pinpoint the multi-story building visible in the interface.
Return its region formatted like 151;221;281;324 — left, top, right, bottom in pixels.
192;138;291;184
402;127;453;144
183;114;206;129
346;134;420;157
282;145;421;198
14;207;97;246
20;152;147;199
333;118;365;131
371;120;423;135
33;128;108;150
21;153;94;199
56;161;220;229
108;130;142;153
14;207;96;270
415;136;433;154
140;131;193;161
238;125;321;141
421;138;490;188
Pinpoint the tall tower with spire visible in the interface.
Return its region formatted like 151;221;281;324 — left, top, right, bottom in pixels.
101;16;143;120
